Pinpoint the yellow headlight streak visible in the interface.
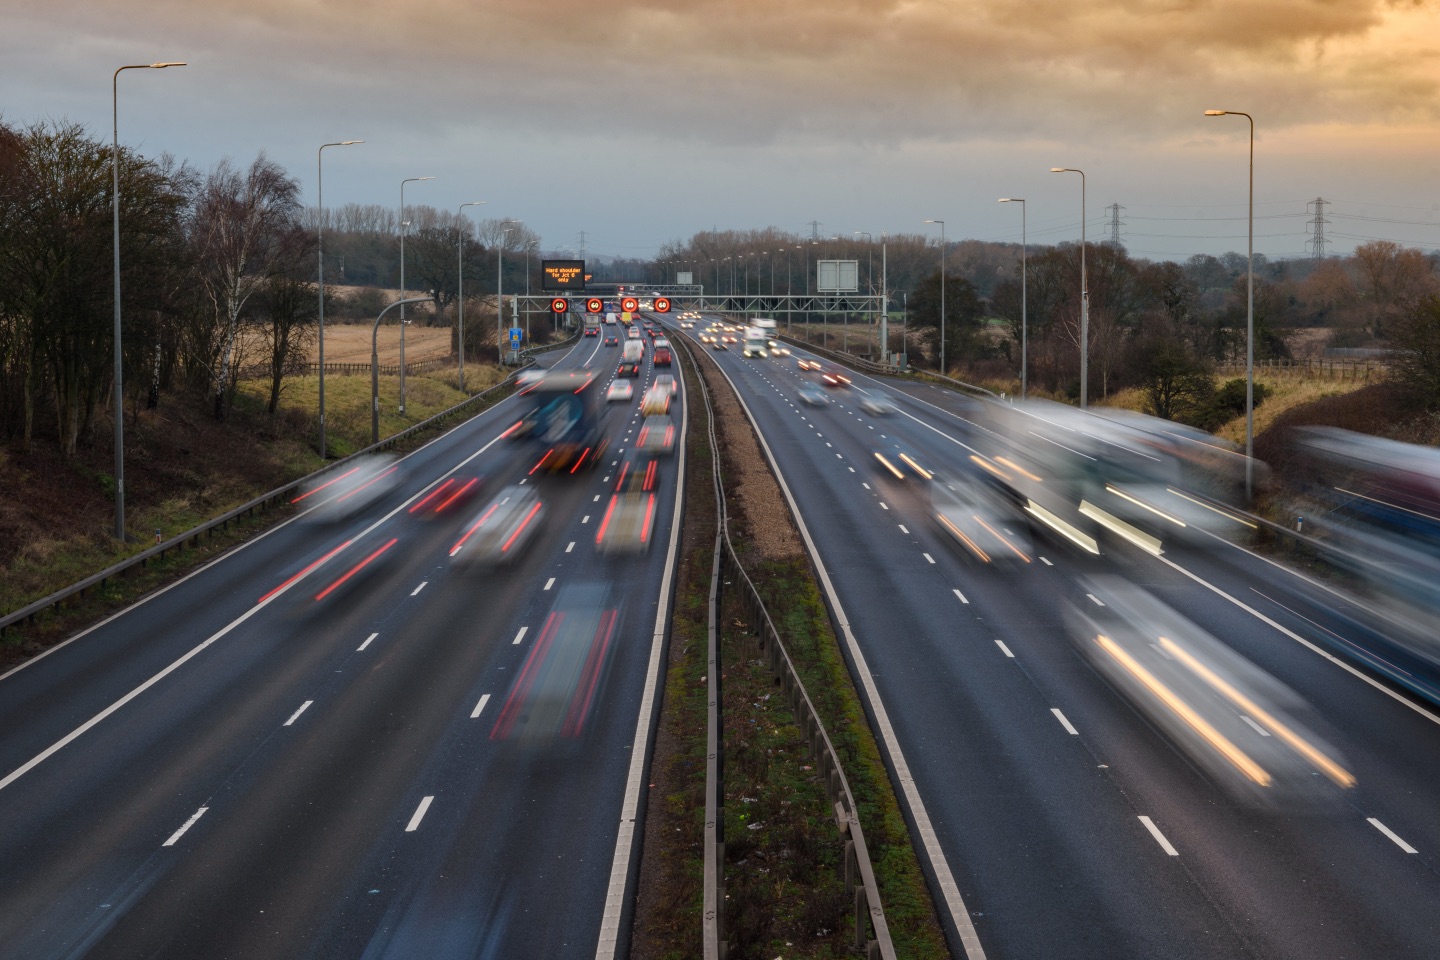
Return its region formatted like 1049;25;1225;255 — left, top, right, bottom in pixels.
1165;487;1258;529
969;455;1012;482
1158;637;1356;788
994;456;1043;482
874;452;906;479
1106;484;1187;527
898;453;932;479
973;515;1032;562
937;513;991;562
1094;635;1273;787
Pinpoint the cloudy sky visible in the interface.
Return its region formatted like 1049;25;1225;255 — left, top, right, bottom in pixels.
7;0;1440;263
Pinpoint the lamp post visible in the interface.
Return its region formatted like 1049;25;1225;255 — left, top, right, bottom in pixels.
999;198;1027;400
854;232;873;354
316;139;362;461
496;219;521;364
398;176;434;413
1050;167;1088;408
112;60;185;541
456;201;486;392
923;220;946;374
373;297;439;444
1206;108;1256;502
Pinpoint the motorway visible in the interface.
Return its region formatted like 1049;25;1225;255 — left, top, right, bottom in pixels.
669;316;1440;960
0;330;684;959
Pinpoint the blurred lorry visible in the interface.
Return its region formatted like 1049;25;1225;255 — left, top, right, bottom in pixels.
508;370;610;474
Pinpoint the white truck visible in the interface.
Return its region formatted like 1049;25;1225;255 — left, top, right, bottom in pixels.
742;317;778;358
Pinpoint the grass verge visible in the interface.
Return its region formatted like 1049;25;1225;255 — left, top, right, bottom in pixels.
0;366;515;669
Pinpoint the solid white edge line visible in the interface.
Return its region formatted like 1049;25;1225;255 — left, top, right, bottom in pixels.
0;390;533;792
358;632;378;651
1138;816;1179;856
512;626;528;645
1367;817;1418;853
995;640;1015;658
470;693;491;719
1154;553;1440;728
162;806;208;847
594;332;689;960
697;349;988;959
405;795;434;832
283;700;313;727
1051;708;1079;735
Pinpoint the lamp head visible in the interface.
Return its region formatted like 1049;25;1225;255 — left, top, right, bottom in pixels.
151;61;186;68
1049;167;1066;173
341;139;363;145
1204;109;1226;116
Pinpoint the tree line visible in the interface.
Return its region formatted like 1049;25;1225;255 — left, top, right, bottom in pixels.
661;225;1440;422
0;119;541;460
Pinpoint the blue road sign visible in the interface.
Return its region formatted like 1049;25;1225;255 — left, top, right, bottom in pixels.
508;327;523;346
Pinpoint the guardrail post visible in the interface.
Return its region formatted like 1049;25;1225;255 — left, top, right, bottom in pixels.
855;886;868;951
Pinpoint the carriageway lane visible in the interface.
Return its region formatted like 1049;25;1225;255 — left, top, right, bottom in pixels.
0;332;684;959
678;320;1440;959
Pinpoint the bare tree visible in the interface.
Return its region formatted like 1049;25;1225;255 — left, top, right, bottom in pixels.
187;154;301;418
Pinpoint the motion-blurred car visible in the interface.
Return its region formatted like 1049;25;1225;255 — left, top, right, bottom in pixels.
798;384;828;406
797;358;821;371
653;345;672;366
711;340;728;351
490;581;621;741
820;365;852;387
653;374;676;398
931;471;1033;564
1067;576;1355;809
617;360;641;378
768;341;791;356
637;415;676;454
641;384;671;415
604;335;618;346
296;454;402;523
596;452;662;554
606;380;634;402
451;485;545;566
858;394;897;415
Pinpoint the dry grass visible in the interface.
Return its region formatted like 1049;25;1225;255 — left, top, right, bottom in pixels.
307;324;455;366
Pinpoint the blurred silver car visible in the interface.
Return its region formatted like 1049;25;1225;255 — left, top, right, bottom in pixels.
451;485;545;566
858;393;897;415
798;384;828;406
636;415;676;454
296;454;401;523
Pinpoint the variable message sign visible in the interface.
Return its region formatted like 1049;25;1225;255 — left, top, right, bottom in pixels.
542;260;586;291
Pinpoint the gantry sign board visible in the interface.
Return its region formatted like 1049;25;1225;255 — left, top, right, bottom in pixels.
816;259;859;293
541;260;586;291
676;272;693;285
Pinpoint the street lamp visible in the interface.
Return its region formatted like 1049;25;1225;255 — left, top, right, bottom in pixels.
998;198;1027;400
316;139;362;461
1206;108;1257;502
398;176;434;413
923;220;946;374
854;232;873;354
112;60;185;541
456;201;486;392
497;219;522;364
373;297;438;444
1050;167;1088;408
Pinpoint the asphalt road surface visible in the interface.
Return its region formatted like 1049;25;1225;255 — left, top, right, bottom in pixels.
0;328;684;960
670;315;1440;960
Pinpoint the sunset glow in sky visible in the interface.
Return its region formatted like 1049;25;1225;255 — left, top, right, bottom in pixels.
7;0;1440;261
